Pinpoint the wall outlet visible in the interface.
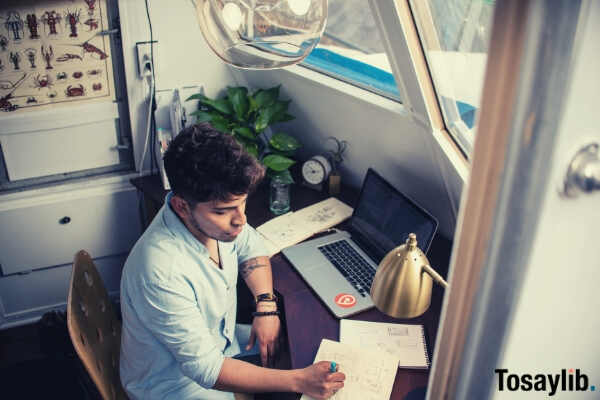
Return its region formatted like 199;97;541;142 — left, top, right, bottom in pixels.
135;41;158;78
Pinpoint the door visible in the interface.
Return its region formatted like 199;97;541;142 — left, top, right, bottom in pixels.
490;1;600;398
428;1;600;398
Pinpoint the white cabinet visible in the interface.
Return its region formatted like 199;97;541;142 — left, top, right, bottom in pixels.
0;254;127;329
0;184;139;275
0;103;122;182
0;176;141;329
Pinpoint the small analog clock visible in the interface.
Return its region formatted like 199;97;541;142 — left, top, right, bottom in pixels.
301;155;332;189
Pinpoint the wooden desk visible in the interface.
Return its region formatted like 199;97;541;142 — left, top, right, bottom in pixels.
130;174;451;399
271;238;450;399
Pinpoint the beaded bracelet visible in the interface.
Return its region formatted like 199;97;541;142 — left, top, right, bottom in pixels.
252;310;280;317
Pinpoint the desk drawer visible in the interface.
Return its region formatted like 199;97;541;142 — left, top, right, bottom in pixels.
0;187;140;275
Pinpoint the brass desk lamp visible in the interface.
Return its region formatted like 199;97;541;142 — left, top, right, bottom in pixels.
370;233;448;318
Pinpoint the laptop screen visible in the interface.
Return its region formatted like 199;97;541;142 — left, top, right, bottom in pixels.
350;169;438;262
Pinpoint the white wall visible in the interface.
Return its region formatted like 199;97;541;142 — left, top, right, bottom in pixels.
118;0;464;239
233;67;462;238
118;0;240;172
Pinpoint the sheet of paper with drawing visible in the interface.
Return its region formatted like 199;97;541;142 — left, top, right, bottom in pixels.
300;339;398;400
257;197;353;256
339;320;430;369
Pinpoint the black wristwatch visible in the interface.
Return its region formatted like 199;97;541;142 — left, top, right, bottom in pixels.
255;292;278;304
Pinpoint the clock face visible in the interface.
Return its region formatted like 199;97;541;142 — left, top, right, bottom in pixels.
302;159;326;185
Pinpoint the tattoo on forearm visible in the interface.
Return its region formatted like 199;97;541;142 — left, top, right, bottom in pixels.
240;258;268;278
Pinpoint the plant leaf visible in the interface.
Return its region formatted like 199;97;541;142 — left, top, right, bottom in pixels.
227;87;249;121
210;114;232;134
244;142;259;158
212;98;234;115
252;85;280;109
185;93;206;101
269;132;302;152
233;126;257;140
235;136;259;158
255;104;280;132
194;93;233;115
189;110;213;123
262;154;296;172
248;95;259;115
273;113;295;123
273;99;290;115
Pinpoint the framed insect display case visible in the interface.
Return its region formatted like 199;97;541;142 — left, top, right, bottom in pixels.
0;0;133;191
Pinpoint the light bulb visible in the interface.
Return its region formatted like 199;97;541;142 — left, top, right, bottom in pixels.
287;0;310;15
222;2;242;31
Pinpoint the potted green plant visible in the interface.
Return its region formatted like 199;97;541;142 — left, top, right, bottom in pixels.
186;85;301;185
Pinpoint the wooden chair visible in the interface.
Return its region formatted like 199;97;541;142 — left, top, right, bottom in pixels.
67;250;128;400
67;250;253;400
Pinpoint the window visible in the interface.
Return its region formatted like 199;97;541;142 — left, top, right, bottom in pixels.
409;0;495;154
301;0;401;102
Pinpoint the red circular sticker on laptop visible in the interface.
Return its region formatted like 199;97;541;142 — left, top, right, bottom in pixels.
334;293;357;308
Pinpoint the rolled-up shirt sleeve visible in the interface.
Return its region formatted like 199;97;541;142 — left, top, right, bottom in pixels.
134;262;224;389
236;224;269;263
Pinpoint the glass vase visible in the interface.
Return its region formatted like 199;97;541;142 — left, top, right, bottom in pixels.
269;176;291;215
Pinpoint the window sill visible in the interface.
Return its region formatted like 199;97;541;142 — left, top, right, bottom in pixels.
280;64;408;116
279;64;469;186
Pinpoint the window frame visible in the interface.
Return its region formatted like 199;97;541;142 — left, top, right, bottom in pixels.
283;0;470;202
298;2;403;103
367;0;469;167
407;0;487;156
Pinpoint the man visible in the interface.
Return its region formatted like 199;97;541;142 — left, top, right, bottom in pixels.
120;123;345;399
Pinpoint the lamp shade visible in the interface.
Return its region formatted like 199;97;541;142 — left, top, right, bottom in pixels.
193;0;328;69
370;233;448;319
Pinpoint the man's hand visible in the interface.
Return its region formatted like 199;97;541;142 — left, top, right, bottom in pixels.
246;302;281;366
297;361;346;399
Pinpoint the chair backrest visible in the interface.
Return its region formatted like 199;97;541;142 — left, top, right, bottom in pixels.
67;250;128;400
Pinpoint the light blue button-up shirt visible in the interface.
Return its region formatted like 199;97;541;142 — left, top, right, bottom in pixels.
120;193;267;399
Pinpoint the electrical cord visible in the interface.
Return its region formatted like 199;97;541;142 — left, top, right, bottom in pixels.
145;0;158;175
138;0;157;176
137;72;154;175
144;0;156;99
151;110;159;173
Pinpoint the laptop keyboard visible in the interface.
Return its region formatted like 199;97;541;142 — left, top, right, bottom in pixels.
318;240;376;297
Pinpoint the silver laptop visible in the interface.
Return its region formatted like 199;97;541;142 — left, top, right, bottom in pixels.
282;168;438;318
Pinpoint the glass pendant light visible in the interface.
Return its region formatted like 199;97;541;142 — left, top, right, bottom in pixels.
192;0;328;69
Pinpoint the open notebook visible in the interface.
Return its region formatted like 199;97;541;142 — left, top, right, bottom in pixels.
300;339;398;400
256;197;353;257
340;319;430;369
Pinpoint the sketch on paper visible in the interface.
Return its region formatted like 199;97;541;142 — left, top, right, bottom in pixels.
257;197;353;256
300;339;397;400
340;319;430;369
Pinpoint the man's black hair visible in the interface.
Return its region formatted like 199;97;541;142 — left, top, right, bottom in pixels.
163;123;265;203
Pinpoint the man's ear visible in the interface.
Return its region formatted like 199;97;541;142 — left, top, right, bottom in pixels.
170;195;190;219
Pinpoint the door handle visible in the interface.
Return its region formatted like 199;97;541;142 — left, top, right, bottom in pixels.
563;143;600;196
